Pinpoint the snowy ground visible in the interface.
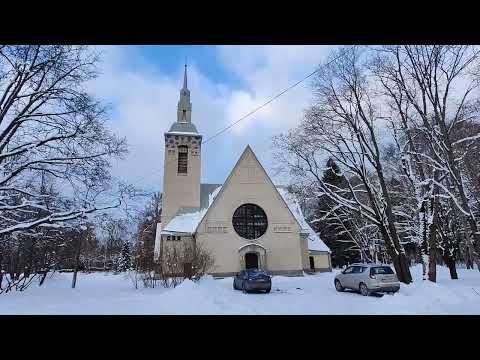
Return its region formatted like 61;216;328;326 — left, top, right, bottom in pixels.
1;265;479;314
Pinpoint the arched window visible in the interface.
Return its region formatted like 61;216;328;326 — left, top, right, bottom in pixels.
232;203;268;239
178;145;188;174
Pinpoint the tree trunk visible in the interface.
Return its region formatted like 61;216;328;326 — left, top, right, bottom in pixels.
71;235;82;289
427;185;439;283
377;169;413;284
374;218;412;284
428;254;436;282
443;255;458;279
391;252;412;284
466;257;473;269
103;247;107;272
38;271;48;286
419;200;430;280
464;222;475;269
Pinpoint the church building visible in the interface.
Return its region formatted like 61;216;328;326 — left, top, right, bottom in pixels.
154;65;331;277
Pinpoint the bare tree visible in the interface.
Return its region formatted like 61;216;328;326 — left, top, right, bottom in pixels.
0;45;127;237
0;45;129;292
274;47;413;283
153;239;215;289
70;221;95;288
372;45;480;274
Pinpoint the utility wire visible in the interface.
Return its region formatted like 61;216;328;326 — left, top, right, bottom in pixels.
129;68;319;188
201;68;321;145
128;52;342;188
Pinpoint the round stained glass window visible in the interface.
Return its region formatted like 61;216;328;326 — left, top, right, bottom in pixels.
232;203;268;239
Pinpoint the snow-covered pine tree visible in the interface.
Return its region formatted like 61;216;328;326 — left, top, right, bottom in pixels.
119;241;132;272
322;158;343;184
309;158;365;267
111;256;120;274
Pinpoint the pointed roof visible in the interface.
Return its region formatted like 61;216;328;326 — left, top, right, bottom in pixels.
166;63;196;134
195;145;312;236
183;63;188;90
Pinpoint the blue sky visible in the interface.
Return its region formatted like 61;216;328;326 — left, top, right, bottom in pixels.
89;45;335;199
130;46;249;88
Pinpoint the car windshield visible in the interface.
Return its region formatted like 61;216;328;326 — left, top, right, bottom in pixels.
371;266;394;275
247;270;267;276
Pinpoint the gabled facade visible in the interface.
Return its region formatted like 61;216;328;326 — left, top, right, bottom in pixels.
155;65;331;276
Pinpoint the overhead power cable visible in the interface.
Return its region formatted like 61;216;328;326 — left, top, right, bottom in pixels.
129;51;343;188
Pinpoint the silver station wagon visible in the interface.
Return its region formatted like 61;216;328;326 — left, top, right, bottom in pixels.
334;263;400;296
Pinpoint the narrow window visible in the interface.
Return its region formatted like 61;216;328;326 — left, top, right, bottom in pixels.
178;145;188;174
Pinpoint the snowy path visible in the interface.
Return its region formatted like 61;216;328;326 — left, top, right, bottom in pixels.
1;265;479;314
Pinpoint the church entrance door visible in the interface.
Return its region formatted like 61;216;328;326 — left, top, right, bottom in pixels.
245;252;259;270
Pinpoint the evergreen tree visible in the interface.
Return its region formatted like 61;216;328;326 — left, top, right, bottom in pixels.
322;158;343;184
118;242;132;272
310;158;361;267
111;256;120;274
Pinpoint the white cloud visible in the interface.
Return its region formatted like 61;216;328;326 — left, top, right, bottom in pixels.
215;45;334;182
88;46;231;192
88;45;335;194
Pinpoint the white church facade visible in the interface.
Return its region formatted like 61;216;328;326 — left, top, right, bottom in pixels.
154;65;331;277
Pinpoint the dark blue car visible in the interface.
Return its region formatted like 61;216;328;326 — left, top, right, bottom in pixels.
233;269;271;293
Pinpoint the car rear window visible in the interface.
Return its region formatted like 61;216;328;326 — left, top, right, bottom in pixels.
371;266;394;275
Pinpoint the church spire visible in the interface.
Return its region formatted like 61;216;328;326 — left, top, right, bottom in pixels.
177;63;192;123
183;62;188;90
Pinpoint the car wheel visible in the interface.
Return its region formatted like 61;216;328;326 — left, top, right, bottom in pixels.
265;287;271;294
335;280;344;292
233;281;237;290
359;282;370;296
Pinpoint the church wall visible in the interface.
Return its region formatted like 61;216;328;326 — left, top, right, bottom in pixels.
196;148;306;275
299;234;310;271
157;235;195;266
311;253;331;271
161;134;202;229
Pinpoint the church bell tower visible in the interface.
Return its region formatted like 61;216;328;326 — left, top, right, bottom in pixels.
161;64;202;229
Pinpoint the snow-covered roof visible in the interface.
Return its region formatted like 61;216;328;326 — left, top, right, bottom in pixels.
160;183;330;253
276;186;331;253
162;208;207;235
160;183;222;235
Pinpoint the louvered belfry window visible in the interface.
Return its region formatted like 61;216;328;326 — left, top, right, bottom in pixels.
232;203;268;239
178;145;188;174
